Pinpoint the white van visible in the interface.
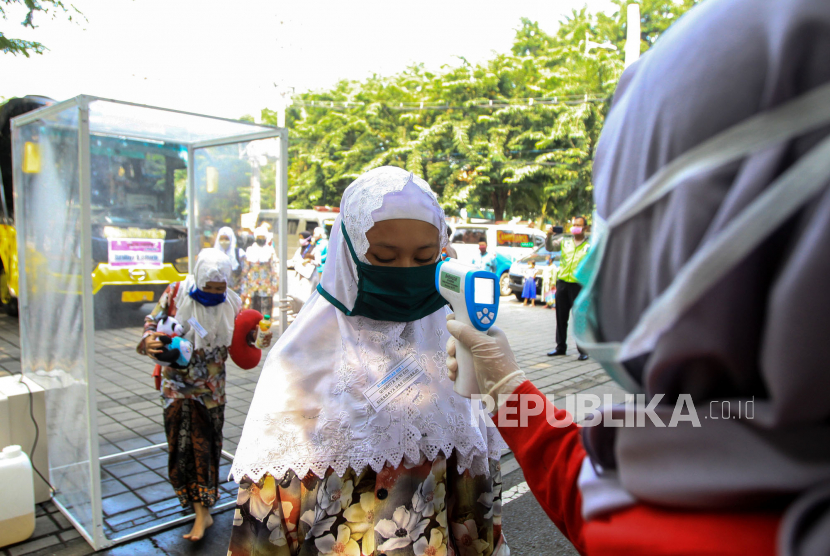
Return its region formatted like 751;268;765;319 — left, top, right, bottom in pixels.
255;209;338;253
450;224;547;296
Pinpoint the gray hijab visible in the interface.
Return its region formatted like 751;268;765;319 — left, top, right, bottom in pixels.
586;0;830;552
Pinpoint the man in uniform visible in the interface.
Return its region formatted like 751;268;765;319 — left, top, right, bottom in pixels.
546;217;590;360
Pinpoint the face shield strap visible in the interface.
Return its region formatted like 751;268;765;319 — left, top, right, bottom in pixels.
575;81;830;393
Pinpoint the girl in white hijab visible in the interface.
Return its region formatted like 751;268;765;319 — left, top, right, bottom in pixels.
138;249;247;542
214;226;246;291
228;167;507;556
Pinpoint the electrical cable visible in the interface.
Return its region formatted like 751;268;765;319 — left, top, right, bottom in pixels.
16;373;57;495
289;94;609;111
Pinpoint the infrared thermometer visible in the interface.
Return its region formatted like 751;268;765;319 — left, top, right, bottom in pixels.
435;259;500;398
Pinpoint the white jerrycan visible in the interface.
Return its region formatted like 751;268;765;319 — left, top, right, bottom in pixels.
0;445;36;547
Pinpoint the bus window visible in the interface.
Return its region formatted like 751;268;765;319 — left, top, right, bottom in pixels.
90;140;186;224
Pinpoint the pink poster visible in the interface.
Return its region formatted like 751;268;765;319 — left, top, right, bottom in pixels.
108;239;164;268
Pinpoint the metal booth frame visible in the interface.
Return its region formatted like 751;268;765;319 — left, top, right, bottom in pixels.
11;95;289;549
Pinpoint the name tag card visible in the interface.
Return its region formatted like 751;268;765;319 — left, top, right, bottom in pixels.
364;354;425;411
187;318;208;338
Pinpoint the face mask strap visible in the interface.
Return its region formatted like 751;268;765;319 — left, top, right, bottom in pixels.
608;80;830;228
316;283;353;316
620;131;830;360
577;80;830;381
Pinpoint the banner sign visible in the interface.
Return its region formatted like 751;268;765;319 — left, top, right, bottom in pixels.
108;239;164;268
497;230;534;248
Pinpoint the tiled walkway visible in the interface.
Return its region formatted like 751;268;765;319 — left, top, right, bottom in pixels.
1;308;267;556
0;297;613;555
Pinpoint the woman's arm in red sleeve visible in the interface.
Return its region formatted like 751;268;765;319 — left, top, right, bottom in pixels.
495;380;588;554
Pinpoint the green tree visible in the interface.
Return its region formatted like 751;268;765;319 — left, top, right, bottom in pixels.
1;0;84;57
268;1;701;223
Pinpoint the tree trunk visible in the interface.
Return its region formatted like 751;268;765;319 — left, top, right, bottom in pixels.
491;187;509;222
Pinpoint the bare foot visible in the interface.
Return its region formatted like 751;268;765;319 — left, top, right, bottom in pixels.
184;508;213;541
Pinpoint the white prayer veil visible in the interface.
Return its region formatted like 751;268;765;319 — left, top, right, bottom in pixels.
231;166;504;482
174;248;242;351
213;226;240;271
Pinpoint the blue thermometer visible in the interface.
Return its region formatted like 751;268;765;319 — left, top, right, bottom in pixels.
436;259;500;397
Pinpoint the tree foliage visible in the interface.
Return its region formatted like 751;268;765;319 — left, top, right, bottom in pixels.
262;1;699;223
1;0;84;57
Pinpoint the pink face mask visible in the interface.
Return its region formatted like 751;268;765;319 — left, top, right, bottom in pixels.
571;226;583;235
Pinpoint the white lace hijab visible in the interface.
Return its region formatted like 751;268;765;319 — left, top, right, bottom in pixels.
231;166;504;483
175;248;242;350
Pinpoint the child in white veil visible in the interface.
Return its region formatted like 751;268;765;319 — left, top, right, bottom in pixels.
229;167;507;556
138;249;267;542
214;226;245;291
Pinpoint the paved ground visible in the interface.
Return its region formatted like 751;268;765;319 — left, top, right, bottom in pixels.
0;296;617;556
500;463;579;556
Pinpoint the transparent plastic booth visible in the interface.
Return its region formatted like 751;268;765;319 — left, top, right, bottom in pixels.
11;96;288;548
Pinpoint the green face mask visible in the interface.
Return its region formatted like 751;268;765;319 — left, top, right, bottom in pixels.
317;222;447;322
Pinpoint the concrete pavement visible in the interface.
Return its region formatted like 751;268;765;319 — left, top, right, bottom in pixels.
0;296;618;556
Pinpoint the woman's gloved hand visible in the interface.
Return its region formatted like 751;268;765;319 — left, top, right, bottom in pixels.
445;314;527;409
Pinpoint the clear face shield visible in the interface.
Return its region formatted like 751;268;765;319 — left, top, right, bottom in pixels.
573;81;830;393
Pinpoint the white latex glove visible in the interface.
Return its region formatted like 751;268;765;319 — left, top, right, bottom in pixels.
446;314;527;409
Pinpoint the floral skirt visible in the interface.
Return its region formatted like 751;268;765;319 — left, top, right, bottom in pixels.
228;453;506;556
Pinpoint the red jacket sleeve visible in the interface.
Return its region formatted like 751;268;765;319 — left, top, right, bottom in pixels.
494;381;781;556
494;380;588;554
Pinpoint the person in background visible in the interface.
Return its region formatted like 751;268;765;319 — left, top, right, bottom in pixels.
260;221;274;247
311;227;328;256
287;231;316;308
137;249;271;542
522;260;538;306
214;227;246;292
201;217;216;248
542;257;558;309
311;240;327;292
291;231;316;291
309;227;328;291
471;239;497;273
546;217;590;360
239;225;279;315
442;225;458;259
299;231;314;258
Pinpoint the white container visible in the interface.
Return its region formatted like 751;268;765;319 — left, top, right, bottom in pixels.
0;445;36;548
0;375;50;503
